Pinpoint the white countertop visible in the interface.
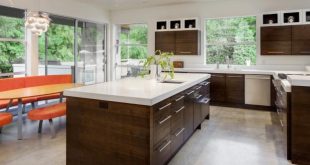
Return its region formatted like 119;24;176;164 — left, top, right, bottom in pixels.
287;75;310;87
173;67;310;92
64;73;210;106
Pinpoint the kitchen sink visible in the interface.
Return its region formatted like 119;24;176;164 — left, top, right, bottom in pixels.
160;80;185;84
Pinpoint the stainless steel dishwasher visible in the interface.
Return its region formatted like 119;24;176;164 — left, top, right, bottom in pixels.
245;75;271;106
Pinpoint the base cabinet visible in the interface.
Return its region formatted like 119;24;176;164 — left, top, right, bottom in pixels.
67;79;210;165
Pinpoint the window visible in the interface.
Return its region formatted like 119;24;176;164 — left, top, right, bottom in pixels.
39;15;75;76
206;16;256;65
115;24;148;78
0;5;26;78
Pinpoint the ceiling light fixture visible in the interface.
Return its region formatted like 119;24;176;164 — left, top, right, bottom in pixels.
25;11;51;36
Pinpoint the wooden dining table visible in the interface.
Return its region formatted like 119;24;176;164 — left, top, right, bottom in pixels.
0;83;81;140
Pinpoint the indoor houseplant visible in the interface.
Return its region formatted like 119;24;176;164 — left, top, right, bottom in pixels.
140;50;175;82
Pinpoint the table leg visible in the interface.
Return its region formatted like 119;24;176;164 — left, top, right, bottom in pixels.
17;98;23;140
60;92;64;103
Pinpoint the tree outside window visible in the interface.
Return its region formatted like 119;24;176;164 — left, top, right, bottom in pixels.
206;16;256;65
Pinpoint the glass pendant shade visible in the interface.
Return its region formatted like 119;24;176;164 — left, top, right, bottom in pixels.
25;11;51;36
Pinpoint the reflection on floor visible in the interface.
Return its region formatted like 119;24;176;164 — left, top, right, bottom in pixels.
0;106;292;165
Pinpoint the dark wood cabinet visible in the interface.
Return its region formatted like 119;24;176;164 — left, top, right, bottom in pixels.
226;74;245;104
155;30;200;55
210;74;245;105
292;25;310;55
183;90;194;141
261;26;292;55
210;74;226;103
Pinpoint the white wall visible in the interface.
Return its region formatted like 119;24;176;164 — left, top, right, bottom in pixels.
111;0;310;67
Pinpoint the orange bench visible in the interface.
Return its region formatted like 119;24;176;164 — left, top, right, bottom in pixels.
0;74;72;111
0;113;13;133
28;102;66;138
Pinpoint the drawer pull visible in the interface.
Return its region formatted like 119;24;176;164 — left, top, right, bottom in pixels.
159;115;171;125
201;82;210;86
175;95;185;102
196;94;203;100
299;51;310;54
179;51;192;54
195;86;202;90
267;51;284;54
175;106;185;114
227;75;243;78
211;75;225;78
175;128;185;137
159;103;171;111
186;90;195;95
159;140;171;153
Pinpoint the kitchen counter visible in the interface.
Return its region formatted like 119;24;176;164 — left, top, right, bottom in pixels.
173;67;310;93
287;75;310;87
64;73;209;106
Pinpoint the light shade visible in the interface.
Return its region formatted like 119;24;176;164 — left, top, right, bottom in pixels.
25;11;51;36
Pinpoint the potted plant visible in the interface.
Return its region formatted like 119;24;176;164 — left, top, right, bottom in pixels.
140;50;175;82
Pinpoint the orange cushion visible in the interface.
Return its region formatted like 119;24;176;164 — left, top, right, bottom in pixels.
28;103;66;120
0;113;13;127
25;75;72;87
37;93;60;101
0;77;25;92
0;100;18;109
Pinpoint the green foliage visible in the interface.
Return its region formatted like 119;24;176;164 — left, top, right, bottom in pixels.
206;16;256;65
39;24;74;62
0;16;24;73
140;51;175;80
120;24;148;60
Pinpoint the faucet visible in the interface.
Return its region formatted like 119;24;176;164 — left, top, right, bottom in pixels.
226;56;231;69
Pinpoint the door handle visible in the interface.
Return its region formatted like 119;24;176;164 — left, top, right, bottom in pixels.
159;103;171;111
175;106;185;113
159;140;171;152
159;115;171;125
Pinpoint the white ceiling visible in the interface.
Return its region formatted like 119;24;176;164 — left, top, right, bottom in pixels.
76;0;218;11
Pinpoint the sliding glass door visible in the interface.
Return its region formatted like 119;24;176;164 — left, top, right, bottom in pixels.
75;21;107;84
39;14;107;84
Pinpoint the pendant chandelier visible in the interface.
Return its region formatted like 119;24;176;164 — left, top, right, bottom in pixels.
25;11;51;36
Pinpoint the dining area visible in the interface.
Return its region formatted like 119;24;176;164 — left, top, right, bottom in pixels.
0;74;80;140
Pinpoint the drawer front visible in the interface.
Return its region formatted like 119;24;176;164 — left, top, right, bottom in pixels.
171;94;185;111
154;99;172;127
171;127;185;155
171;106;184;132
153;135;172;165
154;114;171;146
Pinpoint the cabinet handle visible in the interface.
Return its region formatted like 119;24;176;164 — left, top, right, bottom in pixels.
186;90;195;95
159;103;171;111
196;94;203;100
195;86;202;90
175;106;185;114
227;75;243;78
159;140;171;153
175;96;185;102
179;51;192;54
201;82;210;86
175;128;185;137
267;51;284;54
280;120;284;127
299;51;310;54
211;75;225;78
159;115;171;125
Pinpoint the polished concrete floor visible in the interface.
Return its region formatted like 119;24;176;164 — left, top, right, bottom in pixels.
0;106;292;165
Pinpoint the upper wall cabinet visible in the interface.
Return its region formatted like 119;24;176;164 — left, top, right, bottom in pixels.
261;26;292;55
156;18;199;31
155;30;200;55
292;25;310;55
262;12;281;26
282;10;302;25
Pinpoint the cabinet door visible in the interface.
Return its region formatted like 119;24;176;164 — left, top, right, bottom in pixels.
155;31;175;54
193;102;202;129
175;30;200;55
292;25;310;55
210;74;226;103
183;94;194;141
261;26;292;55
226;74;245;104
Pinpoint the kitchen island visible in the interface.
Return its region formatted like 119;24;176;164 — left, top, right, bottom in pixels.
64;73;211;165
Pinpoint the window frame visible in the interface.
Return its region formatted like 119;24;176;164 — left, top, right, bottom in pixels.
204;15;257;65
